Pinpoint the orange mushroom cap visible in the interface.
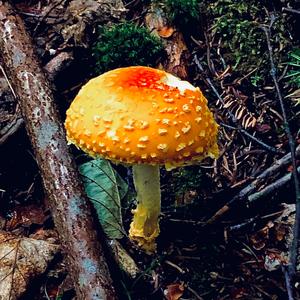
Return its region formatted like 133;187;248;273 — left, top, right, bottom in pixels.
65;66;219;168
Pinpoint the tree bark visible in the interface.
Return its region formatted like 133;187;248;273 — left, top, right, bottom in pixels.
0;2;117;299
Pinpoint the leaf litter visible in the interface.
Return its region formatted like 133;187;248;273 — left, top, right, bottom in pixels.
0;231;59;300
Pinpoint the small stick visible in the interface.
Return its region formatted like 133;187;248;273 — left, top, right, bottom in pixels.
282;265;295;300
0;117;24;145
282;7;300;15
207;145;300;224
186;286;204;300
32;0;66;36
248;167;300;204
261;15;300;279
0;64;16;98
220;123;284;153
228;216;258;232
165;260;185;274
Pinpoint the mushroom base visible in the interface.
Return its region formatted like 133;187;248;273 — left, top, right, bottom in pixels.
129;164;161;253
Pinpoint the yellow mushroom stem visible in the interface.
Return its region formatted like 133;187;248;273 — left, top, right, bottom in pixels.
129;164;161;253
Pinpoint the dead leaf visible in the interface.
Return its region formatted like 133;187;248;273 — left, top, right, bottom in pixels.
264;252;288;272
0;231;59;300
273;203;295;248
256;124;271;133
29;228;59;244
230;287;248;299
175;190;197;206
157;26;175;38
250;221;274;250
5;204;46;231
164;283;185;300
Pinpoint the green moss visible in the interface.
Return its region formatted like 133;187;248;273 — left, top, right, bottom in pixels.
92;22;164;74
168;166;202;196
286;49;300;87
285;49;300;108
202;0;292;78
162;0;200;28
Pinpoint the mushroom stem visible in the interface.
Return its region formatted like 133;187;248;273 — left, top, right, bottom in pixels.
129;164;161;253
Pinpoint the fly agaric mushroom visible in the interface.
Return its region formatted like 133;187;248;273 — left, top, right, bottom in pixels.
65;66;219;253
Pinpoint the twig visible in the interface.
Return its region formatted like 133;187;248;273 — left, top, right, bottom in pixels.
186;285;204;300
0;116;24;145
220;122;283;153
0;64;16;98
32;0;66;36
228;216;258;232
226;210;283;234
282;265;295;300
253;285;275;300
165;260;185;274
0;64;24;144
193;55;281;154
261;15;300;280
207;145;300;224
282;7;300;15
248;167;300;204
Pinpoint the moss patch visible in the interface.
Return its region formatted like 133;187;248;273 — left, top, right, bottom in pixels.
92;22;164;74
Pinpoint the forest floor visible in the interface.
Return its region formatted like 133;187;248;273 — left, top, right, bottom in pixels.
1;0;300;299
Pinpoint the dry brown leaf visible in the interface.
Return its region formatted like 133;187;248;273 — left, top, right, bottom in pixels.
273;203;295;248
157;26;175;38
230;287;248;299
165;283;185;300
250;221;274;250
5;204;46;231
29;228;59;243
0;231;59;300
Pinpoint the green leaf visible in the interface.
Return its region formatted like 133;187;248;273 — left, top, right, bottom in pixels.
79;159;127;239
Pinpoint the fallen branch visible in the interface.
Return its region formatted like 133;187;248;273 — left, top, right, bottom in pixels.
248;167;300;204
207;145;300;224
0;2;117;299
262;14;300;285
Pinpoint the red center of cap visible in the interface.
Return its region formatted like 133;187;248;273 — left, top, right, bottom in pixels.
118;67;171;91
